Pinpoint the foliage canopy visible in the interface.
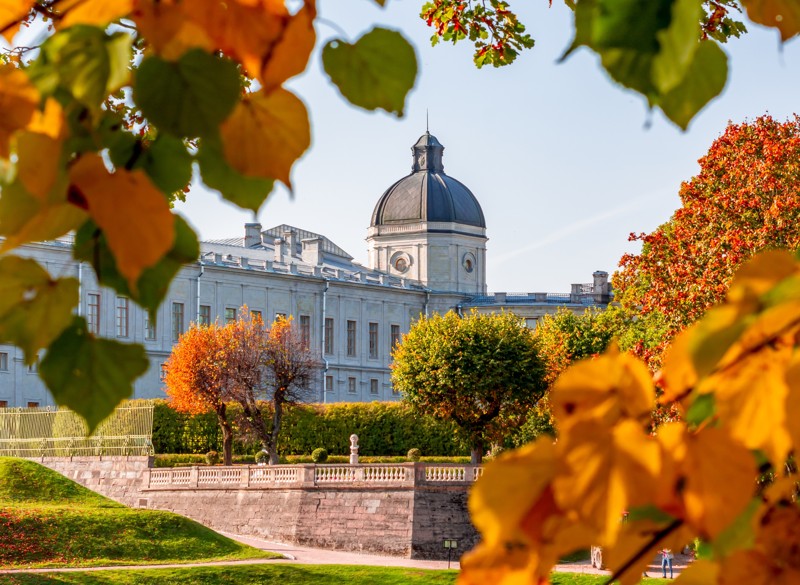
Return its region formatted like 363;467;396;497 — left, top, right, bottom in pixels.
392;310;547;463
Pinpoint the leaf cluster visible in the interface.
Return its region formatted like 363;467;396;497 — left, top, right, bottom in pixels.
0;1;418;431
460;250;800;585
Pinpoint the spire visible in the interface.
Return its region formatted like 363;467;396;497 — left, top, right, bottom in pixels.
411;132;444;173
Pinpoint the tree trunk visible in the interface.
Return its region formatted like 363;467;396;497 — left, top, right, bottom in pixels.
268;393;284;465
470;440;484;464
216;405;234;466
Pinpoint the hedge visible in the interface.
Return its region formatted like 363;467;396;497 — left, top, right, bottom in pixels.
148;400;470;457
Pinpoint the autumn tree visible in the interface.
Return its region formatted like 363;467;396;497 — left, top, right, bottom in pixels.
615;115;800;364
460;250;800;585
257;316;318;465
392;310;547;464
163;324;235;465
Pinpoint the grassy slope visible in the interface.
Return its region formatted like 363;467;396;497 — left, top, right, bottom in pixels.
0;458;278;569
0;566;668;585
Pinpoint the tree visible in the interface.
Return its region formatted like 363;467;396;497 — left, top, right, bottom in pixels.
163;324;235;465
533;306;627;385
391;310;547;464
615;115;800;364
259;316;318;465
0;1;795;431
460;250;800;585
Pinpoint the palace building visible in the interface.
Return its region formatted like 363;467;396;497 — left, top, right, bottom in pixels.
0;133;611;408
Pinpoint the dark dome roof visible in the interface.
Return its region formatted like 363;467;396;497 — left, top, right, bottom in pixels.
370;133;486;229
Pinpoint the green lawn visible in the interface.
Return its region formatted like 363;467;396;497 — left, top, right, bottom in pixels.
0;566;669;585
0;458;278;569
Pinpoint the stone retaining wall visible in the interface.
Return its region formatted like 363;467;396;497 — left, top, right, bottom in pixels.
30;457;479;560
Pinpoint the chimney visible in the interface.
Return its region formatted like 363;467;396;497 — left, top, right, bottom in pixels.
301;237;323;266
274;238;286;263
283;228;298;258
593;270;610;302
244;223;262;248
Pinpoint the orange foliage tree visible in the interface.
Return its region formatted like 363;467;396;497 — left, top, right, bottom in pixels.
615;115;800;365
163;323;235;465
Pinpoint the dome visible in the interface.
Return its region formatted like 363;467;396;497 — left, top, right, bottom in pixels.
370;133;486;229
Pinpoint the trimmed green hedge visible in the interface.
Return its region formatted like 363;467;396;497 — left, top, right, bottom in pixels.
150;400;470;457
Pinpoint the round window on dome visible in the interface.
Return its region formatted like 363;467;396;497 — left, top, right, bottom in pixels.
394;257;408;273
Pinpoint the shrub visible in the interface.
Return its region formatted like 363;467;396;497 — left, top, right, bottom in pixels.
407;448;421;461
311;448;328;463
255;450;269;465
204;450;219;465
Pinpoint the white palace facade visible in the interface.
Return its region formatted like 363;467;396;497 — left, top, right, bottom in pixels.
0;133;611;408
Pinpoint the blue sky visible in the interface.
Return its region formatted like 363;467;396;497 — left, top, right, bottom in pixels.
176;1;800;293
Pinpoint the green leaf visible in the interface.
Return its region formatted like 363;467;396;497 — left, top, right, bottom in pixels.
28;27;133;119
322;28;417;117
197;138;275;213
625;504;676;524
40;316;149;433
685;392;716;426
652;0;703;93
592;0;671;51
0;256;79;364
73;215;199;314
134;49;241;138
659;41;727;130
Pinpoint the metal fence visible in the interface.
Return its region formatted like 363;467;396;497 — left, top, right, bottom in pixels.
0;402;154;457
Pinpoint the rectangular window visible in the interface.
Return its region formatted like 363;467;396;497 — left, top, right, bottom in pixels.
0;352;7;372
27;401;39;408
199;305;211;326
391;324;401;350
346;320;357;357
160;363;168;382
370;379;379;395
224;307;236;324
392;385;400;396
27;362;37;374
325;375;334;393
87;293;100;334
171;302;184;342
368;322;379;359
275;312;287;320
145;310;157;341
347;377;357;394
300;315;310;349
324;318;334;355
0;400;7;408
115;296;129;338
250;309;262;322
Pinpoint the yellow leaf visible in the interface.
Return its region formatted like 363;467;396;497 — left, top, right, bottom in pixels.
552;344;654;426
26;97;65;140
261;0;316;92
68;154;175;291
554;419;661;544
708;341;793;468
604;521;694;585
0;195;86;253
220;88;310;188
785;354;800;456
681;427;755;539
673;559;720;585
458;541;545;585
16;132;63;202
0;0;33;42
742;0;800;42
58;0;133;28
469;439;557;549
0;64;39;158
727;249;798;302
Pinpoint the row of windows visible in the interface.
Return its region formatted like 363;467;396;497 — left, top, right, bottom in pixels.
0;400;40;408
81;296;405;354
0;352;39;374
324;375;400;395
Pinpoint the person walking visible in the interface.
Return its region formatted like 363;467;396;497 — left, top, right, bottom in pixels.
661;548;674;578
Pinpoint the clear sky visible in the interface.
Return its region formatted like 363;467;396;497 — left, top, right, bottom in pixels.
175;1;800;294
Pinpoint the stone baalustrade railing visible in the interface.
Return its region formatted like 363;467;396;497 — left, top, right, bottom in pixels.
144;463;483;490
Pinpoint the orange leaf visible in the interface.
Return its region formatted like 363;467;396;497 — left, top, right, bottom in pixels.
261;0;316;92
132;1;213;61
741;0;800;42
0;0;34;43
0;64;39;158
220;87;310;188
69;154;175;291
58;0;133;29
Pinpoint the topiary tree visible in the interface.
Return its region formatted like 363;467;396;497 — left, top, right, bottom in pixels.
392;310;547;464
